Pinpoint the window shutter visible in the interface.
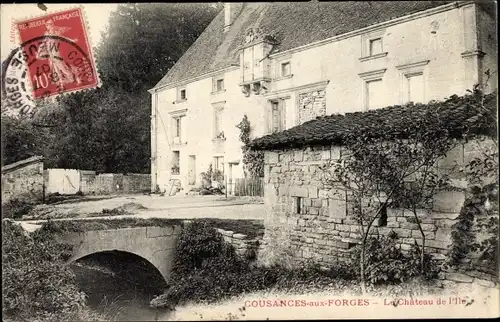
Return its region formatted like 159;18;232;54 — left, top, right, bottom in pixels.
181;116;187;143
281;99;286;131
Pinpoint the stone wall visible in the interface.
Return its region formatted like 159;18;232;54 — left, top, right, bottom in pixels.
216;228;263;259
297;89;326;124
79;171;151;195
258;137;497;284
1;156;45;204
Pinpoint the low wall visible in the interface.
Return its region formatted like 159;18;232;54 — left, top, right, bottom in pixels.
1;156;45;204
216;228;262;259
258;137;498;285
63;171;151;195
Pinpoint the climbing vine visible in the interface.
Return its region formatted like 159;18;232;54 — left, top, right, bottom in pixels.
448;86;498;274
236;115;264;178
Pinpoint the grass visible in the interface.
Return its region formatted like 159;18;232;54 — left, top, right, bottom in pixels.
193;218;264;239
40;217;185;232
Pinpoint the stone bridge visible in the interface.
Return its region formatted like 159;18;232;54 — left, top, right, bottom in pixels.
63;225;182;282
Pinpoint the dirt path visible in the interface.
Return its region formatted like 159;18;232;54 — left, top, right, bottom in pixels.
19;194;265;230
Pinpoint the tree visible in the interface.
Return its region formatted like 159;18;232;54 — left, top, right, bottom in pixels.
236;115;264;178
321;100;461;293
1;4;221;173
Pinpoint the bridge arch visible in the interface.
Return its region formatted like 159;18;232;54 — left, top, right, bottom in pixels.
62;225;182;283
70;249;169;290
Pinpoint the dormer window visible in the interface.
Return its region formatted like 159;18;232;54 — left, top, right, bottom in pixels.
359;29;388;62
369;38;383;56
216;79;224;91
176;87;187;102
238;27;278;96
281;62;291;77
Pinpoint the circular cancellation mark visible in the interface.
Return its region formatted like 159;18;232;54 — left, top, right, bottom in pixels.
2;35;98;116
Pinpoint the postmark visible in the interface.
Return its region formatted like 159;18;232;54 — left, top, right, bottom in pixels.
2;7;99;115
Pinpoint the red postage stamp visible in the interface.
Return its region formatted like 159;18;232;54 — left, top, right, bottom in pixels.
13;7;99;99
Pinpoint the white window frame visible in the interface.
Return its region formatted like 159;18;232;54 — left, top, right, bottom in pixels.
169;108;187;144
273;54;293;80
212;101;225;140
177;86;187;102
360;29;388;62
358;68;387;111
171;150;180;175
269;99;286;134
212;74;226;94
281;61;291;77
396;60;430;105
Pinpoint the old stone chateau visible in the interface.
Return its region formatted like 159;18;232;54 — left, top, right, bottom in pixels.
251;92;497;285
149;1;496;194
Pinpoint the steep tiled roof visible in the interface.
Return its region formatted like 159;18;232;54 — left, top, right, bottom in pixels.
153;1;452;89
248;93;498;150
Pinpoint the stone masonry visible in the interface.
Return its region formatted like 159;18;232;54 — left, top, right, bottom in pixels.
1;156;45;204
298;90;326;124
258;137;498;286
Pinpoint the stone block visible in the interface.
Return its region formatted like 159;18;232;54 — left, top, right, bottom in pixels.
310;207;319;215
387;222;400;228
400;223;420;230
328;198;347;218
474;278;496;288
308;187;319;199
331;146;341;159
267;152;279;164
424;231;436;240
278;185;289;197
433;190;466;213
321;149;331;160
290;186;308;198
264;165;271;177
420;224;437;232
339;232;350;237
445;273;473;283
294;150;304;162
233;233;248;240
437;144;464;169
393;228;411;238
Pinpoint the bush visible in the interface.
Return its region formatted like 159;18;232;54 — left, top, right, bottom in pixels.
351;235;440;285
2;220;104;321
151;219;358;309
2;198;35;219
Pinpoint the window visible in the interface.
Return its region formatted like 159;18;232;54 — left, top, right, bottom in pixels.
366;79;384;110
360;29;387;61
295;197;302;214
369;38;383;56
406;73;424;104
213;156;224;180
174;117;181;138
270;100;286;133
171;151;180;175
377;203;388;227
180;89;186;100
213;106;224;139
216;79;224;91
396;60;429;105
213;76;225;93
281;62;291;77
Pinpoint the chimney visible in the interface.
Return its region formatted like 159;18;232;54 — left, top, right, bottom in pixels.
224;3;243;33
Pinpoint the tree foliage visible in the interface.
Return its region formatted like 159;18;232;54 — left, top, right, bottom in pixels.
320;97;465;293
236;115;264;178
2;220;103;321
1;4;220;173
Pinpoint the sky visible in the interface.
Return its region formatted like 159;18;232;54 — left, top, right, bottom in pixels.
1;3;118;61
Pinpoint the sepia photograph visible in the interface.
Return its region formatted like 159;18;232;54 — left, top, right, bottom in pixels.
1;1;498;321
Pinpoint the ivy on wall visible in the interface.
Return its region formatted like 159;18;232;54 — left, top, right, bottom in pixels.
236;115;264;178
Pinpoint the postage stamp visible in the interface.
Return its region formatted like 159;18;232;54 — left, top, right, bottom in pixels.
1;7;99;115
